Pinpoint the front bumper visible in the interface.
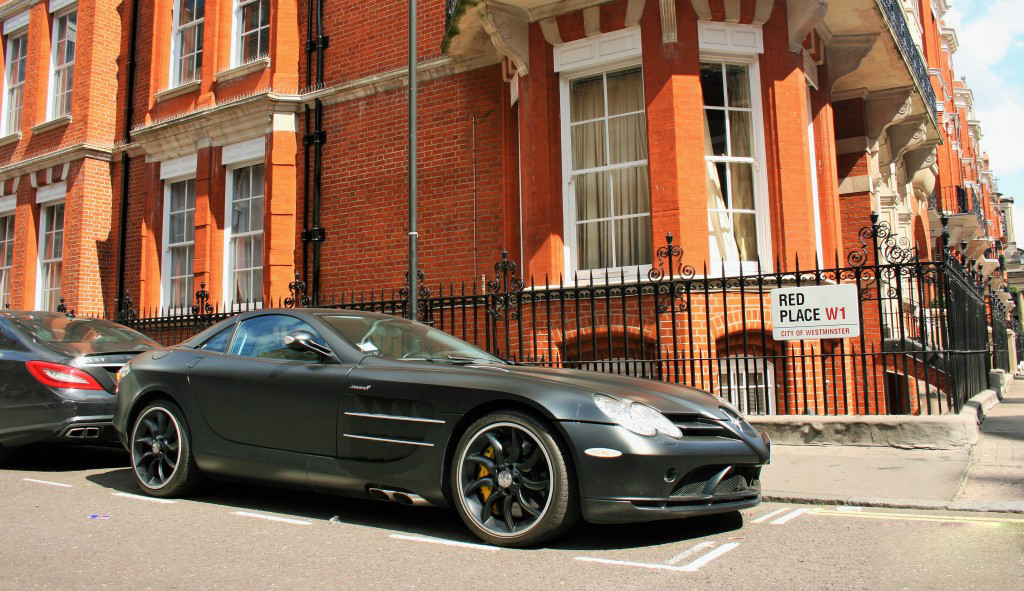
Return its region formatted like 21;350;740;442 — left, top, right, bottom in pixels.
560;421;769;524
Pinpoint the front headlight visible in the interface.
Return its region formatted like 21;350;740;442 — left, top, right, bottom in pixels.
594;395;682;438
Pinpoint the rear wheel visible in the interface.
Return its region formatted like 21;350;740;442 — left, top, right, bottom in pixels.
451;411;578;547
130;400;202;497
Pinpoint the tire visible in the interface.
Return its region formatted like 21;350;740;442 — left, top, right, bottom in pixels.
0;442;17;467
451;410;579;547
129;400;202;498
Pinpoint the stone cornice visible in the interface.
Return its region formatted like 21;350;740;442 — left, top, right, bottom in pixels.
0;0;38;22
305;55;497;107
127;91;301;162
0;142;113;182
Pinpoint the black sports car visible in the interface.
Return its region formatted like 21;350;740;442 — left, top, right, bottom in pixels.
113;309;770;546
0;311;158;464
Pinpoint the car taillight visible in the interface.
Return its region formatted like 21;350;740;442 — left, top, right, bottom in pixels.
26;361;104;390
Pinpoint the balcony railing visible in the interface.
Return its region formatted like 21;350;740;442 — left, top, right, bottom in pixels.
876;0;939;126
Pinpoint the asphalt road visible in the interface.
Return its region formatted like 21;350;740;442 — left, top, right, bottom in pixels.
1;445;1022;591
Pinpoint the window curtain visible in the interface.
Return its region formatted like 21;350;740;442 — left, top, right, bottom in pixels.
705;111;738;261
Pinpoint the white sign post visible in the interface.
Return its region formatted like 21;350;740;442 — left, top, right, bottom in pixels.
770;284;860;341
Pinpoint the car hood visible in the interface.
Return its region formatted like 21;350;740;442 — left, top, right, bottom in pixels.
488;364;732;420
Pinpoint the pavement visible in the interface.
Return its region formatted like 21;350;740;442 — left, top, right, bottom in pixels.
761;375;1024;513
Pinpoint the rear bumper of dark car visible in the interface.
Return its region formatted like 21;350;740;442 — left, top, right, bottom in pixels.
0;393;116;447
558;421;768;525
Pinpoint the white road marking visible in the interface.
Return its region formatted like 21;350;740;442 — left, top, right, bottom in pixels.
771;508;809;525
752;507;789;523
666;541;716;565
577;543;740;573
22;478;72;488
679;543;740;570
389;534;501;552
835;505;864;512
113;492;176;504
232;511;312;525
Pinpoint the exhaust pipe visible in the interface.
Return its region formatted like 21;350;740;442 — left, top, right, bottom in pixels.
64;427;102;439
367;487;430;506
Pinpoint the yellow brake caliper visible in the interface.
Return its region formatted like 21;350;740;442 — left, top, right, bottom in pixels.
478;447;502;515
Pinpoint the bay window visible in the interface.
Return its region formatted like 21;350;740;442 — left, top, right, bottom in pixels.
50;8;76;119
237;0;270;64
38;202;64;311
701;60;763;266
563;65;652;273
3;32;26;134
226;163;264;305
163;179;195;310
0;214;13;308
173;0;204;85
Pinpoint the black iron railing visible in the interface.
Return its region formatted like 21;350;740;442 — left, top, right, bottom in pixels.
109;216;1008;417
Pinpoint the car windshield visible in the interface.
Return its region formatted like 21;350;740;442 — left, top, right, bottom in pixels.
8;314;159;356
320;315;504;364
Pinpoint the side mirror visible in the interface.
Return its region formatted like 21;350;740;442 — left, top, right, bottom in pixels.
284;330;332;358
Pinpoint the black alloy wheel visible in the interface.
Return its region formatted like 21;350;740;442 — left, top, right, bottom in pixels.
452;411;578;547
130;401;201;497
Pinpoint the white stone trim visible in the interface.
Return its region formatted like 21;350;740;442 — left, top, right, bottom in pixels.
839;175;871;195
803;49;818;89
35;181;66;205
0;194;15;213
271;112;296;133
160;154;198;180
49;0;75;13
553;28;641;73
836;136;868;154
2;9;29;35
221;138;265;166
697;21;764;54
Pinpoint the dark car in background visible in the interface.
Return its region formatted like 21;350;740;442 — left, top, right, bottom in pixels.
114;309;770;547
0;311;158;464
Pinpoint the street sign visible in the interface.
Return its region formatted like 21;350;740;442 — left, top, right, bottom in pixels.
770;284;860;341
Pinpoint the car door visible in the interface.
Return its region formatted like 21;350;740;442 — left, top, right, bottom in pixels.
187;314;352;457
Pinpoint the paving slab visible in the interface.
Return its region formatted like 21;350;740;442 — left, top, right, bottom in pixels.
761;445;970;503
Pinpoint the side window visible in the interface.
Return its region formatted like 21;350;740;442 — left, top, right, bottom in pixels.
228;315;327;362
0;323;26;351
197;324;236;353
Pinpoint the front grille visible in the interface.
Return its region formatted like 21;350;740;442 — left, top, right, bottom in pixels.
664;414;740;439
671;465;760;498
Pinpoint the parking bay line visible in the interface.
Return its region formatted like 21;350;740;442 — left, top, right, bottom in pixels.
809;508;1024;526
113;492;176;504
389;534;501;552
751;508;790;523
770;508;809;525
666;541;716;565
22;478;72;488
576;543;740;573
232;511;312;525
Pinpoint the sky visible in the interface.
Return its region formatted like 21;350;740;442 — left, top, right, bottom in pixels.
944;1;1024;243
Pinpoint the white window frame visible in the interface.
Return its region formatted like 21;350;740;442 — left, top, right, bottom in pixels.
232;0;270;66
700;51;772;275
0;211;14;309
222;158;265;308
170;0;204;87
161;176;196;312
718;356;775;415
36;200;65;311
47;6;77;121
2;30;27;135
556;29;652;280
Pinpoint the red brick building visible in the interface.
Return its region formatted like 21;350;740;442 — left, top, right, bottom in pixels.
0;0;1010;414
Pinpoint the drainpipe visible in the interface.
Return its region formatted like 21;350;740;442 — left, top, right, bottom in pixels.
408;0;418;319
115;0;141;320
302;0;328;304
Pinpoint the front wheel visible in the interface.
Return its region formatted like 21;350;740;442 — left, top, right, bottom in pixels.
452;411;578;547
129;400;202;497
